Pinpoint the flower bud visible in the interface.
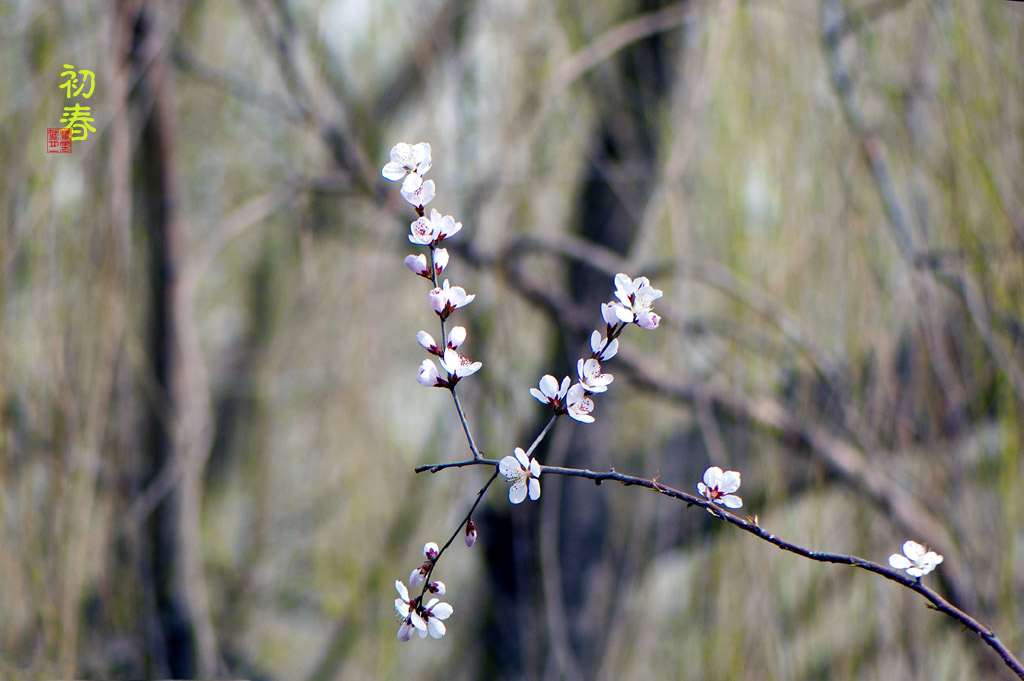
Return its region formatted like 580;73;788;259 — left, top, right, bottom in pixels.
404;253;428;277
465;518;477;548
409;564;427;587
423;542;440;560
446;326;467;350
427;581;446;597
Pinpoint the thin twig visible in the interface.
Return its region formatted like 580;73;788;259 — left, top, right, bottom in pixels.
416;457;1024;679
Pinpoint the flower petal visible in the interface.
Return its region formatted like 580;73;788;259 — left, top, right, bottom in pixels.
902;540;925;562
499;456;520;479
509;479;527;504
703;467;723;488
721;494;743;508
719;470;741;494
889;554;912;570
528;477;541;501
514;447;530;469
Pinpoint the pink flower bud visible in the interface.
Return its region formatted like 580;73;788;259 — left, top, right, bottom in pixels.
465;518;477;547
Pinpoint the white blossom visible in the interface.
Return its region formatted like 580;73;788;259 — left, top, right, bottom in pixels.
566;383;596;423
889;541;943;578
404;249;449;279
577;357;613;394
601;301;633;326
590;330;619;361
499;447;541;504
400;174;436;208
697;466;743;509
409;215;438;245
394;579;426;641
427;580;446;597
382;142;432;182
440;347;482;380
429;280;476;319
530;374;571;408
421;598;454;639
417;359;446;388
446;325;467;350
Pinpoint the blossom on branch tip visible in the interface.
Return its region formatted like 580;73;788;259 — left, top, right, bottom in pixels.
697;466;743;509
382;142;432;183
591;330;618;361
499;447;541;504
577;358;613;394
530;374;571;409
429;280;475;320
889;541;943;578
613;273;663;329
566;383;595;423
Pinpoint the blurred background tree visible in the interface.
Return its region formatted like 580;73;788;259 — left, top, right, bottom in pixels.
1;0;1022;679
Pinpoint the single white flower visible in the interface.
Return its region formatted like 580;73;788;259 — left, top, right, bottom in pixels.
499;447;541;504
420;597;454;638
530;374;571;408
417;330;441;355
423;541;439;560
697;466;743;509
417;359;446;388
889;540;943;578
409;215;438;245
404;253;429;277
446;325;467;350
401;175;436;208
428;280;476;319
565;383;596;423
404;249;448;279
409;562;428;587
577;357;613;394
431;210;462;242
440;347;482;380
601;301;633;326
590;330;618;361
382;142;432;182
427;580;446;597
394;579;426;641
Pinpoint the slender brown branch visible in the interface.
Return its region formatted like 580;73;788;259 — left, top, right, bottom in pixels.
415;457;1024;679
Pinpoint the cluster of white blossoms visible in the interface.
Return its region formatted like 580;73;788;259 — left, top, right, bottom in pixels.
385;142;479;641
384;143;944;651
530;273;662;426
502;273;664;504
382;143;483;392
394;543;454;641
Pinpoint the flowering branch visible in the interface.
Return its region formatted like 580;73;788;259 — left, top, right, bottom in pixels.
417;457;1024;679
380;141;1024;680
